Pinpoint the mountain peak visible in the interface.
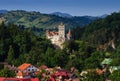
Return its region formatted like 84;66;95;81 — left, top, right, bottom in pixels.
50;12;73;18
100;14;108;18
0;10;8;14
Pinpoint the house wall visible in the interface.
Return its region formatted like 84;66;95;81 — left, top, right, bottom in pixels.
25;65;39;73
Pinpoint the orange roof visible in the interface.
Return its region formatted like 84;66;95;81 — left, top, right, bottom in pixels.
18;63;31;71
67;29;71;36
96;68;104;75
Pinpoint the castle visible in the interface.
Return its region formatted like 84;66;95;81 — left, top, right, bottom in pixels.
46;23;71;49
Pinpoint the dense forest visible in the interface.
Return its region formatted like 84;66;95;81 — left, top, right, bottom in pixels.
0;12;120;80
73;12;120;45
0;22;103;69
72;12;120;67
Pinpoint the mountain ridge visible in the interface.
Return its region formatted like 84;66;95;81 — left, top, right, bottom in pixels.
81;12;120;47
50;12;73;18
0;10;99;29
0;10;8;14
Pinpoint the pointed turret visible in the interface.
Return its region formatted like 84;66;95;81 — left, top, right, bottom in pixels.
67;29;71;40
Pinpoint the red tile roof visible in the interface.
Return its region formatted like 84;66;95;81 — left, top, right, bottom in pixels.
0;78;39;81
40;65;48;69
96;68;104;75
52;71;67;77
0;77;5;81
47;31;59;36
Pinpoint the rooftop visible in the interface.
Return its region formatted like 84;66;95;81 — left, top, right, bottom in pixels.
18;63;31;71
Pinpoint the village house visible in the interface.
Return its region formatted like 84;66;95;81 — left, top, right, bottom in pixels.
46;23;71;49
16;63;39;78
109;66;120;73
101;58;112;68
0;77;39;81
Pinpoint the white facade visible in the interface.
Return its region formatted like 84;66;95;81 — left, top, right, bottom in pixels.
46;23;71;49
58;23;65;38
24;65;39;72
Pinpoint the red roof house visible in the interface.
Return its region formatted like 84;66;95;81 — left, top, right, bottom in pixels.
0;77;39;81
16;63;39;78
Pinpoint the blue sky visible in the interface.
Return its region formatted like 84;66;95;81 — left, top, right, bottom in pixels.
0;0;120;16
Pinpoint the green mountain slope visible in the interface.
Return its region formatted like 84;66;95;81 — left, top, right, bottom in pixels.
80;12;120;48
0;10;97;29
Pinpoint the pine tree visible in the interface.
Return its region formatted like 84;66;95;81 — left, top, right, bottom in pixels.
7;45;14;64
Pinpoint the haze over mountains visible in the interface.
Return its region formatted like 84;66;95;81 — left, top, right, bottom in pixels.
0;10;101;29
50;12;108;19
0;10;8;14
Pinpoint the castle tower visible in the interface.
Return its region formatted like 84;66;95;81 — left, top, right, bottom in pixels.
58;22;65;39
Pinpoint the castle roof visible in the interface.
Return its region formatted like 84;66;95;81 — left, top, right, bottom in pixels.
47;31;59;36
67;29;71;36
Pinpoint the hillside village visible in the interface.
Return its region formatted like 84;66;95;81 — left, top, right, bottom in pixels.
0;57;120;81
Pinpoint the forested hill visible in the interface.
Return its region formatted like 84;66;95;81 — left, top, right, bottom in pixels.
73;12;120;49
0;10;98;29
0;12;120;80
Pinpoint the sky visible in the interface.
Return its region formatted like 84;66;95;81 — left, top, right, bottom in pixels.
0;0;120;16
